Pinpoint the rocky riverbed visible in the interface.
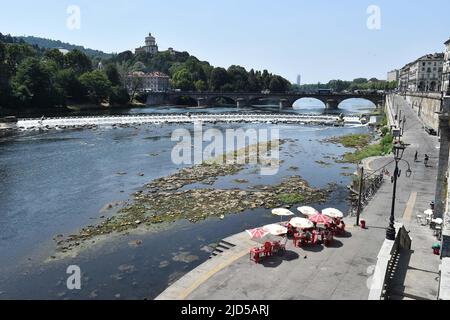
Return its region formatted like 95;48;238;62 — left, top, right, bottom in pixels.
56;140;333;253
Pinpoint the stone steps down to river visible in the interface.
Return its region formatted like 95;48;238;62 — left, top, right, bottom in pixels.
14;113;365;131
209;240;237;259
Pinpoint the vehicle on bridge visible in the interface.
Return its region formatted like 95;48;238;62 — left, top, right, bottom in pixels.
317;89;333;94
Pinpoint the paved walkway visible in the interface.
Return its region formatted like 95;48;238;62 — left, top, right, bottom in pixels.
156;96;442;300
383;95;441;300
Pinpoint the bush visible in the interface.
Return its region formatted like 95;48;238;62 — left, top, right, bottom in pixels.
109;86;130;105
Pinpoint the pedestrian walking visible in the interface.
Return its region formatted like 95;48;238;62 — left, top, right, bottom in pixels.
424;154;429;167
414;151;418;162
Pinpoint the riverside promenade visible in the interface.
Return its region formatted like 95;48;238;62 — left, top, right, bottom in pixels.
156;95;442;300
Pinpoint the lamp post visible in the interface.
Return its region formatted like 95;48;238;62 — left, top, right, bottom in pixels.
386;143;407;240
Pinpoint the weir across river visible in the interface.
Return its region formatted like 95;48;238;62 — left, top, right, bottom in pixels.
14;113;366;131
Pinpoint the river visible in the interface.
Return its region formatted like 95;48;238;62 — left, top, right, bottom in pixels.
0;99;375;299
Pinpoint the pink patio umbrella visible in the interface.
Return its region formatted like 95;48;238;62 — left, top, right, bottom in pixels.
246;228;269;239
308;213;333;225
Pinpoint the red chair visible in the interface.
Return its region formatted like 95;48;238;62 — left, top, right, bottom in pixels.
263;242;273;257
250;247;264;264
272;241;286;255
294;232;305;247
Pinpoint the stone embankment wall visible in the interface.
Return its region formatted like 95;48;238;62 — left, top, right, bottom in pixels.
401;92;443;130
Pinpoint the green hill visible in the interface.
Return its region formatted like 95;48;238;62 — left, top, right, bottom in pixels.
17;35;112;60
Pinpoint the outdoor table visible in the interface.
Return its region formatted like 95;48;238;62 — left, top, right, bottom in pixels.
250;247;265;264
271;241;286;255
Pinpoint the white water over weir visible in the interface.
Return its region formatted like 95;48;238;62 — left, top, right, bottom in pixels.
16;113;365;131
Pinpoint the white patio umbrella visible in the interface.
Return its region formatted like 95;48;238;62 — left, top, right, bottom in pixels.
297;206;319;217
263;224;288;236
322;208;344;219
272;208;295;222
289;217;314;229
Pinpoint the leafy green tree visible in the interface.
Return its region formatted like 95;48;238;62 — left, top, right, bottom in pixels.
54;68;87;101
210;67;229;91
105;64;121;86
109;86;130;105
5;43;37;74
0;42;12;108
65;49;92;75
248;69;261;92
131;61;146;72
172;68;193;90
79;70;112;104
44;49;65;68
227;65;249;92
194;80;207;92
12;57;63;108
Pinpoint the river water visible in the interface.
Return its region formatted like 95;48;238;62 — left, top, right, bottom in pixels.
0;99;375;299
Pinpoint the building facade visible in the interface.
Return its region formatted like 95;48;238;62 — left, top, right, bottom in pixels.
125;71;170;93
443;39;450;93
399;64;411;92
387;69;399;82
135;33;159;55
404;53;444;92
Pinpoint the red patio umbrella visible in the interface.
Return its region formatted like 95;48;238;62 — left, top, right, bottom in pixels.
246;228;269;239
308;213;333;225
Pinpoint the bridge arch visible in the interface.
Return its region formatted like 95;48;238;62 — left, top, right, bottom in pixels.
291;97;327;110
337;97;380;111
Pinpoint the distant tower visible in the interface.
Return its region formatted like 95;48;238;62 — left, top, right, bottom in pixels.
296;74;302;86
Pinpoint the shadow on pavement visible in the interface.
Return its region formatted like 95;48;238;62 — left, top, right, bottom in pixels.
335;231;352;238
325;239;344;248
260;250;300;268
301;244;324;253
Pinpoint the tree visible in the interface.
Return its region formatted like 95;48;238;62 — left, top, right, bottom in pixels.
0;42;12;108
44;49;65;68
269;76;283;92
54;68;87;101
127;76;144;103
172;68;193;90
109;86;130;105
210;67;229;91
12;57;63;108
65;49;92;75
5;43;37;74
105;64;121;86
194;80;207;92
248;69;261;92
78;70;112;104
227;65;249;92
131;61;146;72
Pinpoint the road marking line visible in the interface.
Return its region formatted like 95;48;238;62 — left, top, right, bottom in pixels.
403;192;417;221
178;248;250;300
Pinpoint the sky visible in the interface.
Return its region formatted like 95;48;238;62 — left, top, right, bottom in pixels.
0;0;449;83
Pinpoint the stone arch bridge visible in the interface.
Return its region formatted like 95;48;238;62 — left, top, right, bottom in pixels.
146;92;385;110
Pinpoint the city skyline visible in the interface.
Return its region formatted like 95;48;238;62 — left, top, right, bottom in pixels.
0;0;449;83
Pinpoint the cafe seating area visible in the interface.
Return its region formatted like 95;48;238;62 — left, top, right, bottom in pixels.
248;206;348;264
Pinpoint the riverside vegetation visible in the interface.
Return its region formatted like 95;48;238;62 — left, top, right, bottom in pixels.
323;128;393;164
